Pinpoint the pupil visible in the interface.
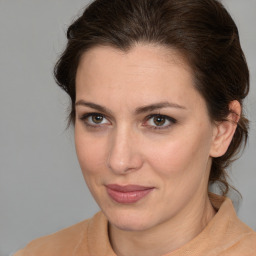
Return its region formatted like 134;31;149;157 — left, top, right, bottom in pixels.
92;115;103;123
154;116;165;126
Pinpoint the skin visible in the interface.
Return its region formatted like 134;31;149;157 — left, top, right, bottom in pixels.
74;44;240;256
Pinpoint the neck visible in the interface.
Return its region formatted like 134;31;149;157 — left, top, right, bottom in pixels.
109;193;216;256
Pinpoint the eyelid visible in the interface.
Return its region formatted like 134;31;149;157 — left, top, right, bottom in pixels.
143;114;177;129
78;112;176;130
79;112;111;127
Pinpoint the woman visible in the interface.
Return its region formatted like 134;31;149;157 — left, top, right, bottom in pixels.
15;0;256;255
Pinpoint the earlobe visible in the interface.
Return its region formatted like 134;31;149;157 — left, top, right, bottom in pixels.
210;100;241;158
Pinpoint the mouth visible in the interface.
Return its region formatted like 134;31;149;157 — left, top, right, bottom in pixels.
105;184;155;204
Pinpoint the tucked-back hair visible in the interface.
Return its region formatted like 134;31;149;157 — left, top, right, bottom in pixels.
54;0;249;195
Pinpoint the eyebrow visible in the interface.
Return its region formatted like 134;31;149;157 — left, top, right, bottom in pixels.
135;102;187;114
75;100;187;115
75;100;113;115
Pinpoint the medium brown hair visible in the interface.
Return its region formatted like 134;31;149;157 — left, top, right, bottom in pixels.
54;0;249;195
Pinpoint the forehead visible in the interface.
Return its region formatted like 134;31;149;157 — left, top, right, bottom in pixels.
77;43;189;76
75;44;206;113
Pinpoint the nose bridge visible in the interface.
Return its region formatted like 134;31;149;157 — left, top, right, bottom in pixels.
107;124;143;174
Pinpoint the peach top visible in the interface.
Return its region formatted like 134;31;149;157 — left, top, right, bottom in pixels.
14;194;256;256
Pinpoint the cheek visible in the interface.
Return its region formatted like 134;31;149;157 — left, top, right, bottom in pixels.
144;129;213;211
145;128;212;179
75;127;107;178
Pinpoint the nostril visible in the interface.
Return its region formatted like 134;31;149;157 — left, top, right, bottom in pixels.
106;147;143;174
106;129;144;174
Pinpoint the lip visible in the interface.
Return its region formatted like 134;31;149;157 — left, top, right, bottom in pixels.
106;184;155;204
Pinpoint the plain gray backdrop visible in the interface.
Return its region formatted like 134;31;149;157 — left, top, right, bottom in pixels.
0;1;255;255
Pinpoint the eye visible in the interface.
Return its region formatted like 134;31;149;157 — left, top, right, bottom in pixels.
144;114;176;129
79;113;111;127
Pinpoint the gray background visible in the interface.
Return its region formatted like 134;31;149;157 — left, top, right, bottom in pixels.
0;1;255;255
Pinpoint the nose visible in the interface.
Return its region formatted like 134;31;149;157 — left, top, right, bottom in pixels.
107;127;144;175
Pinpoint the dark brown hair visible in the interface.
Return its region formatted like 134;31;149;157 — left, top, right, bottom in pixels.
54;0;249;196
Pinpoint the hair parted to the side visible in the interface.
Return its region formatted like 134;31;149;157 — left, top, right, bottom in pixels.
54;0;249;196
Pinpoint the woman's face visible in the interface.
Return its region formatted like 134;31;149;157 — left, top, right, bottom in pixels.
75;44;217;231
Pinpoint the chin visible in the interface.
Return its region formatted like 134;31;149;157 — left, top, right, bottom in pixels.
103;207;157;232
111;218;152;232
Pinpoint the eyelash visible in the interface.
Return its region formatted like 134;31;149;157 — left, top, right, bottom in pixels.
79;113;110;129
144;114;177;130
79;112;177;130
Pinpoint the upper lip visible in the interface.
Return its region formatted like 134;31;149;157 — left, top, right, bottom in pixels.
106;184;154;192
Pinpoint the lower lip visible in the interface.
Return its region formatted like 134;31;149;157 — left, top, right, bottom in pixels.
106;187;154;204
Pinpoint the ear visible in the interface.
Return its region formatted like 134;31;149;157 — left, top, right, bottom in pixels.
210;100;241;158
